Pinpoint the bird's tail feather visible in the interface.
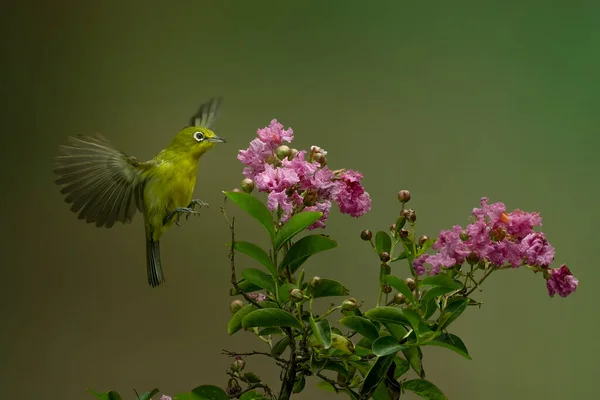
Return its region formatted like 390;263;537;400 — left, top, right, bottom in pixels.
146;240;164;287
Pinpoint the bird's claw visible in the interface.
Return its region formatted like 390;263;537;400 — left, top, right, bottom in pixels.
164;206;200;226
188;199;209;210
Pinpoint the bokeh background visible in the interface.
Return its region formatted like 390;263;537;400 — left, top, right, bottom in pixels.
2;1;598;399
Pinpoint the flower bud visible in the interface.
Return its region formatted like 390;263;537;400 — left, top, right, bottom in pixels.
303;190;318;206
288;148;299;160
400;228;409;238
360;229;372;241
459;231;469;241
230;299;244;314
389;223;396;232
380;263;391;276
310;276;321;288
405;277;416;291
232;188;242;193
240;178;255;193
231;357;245;373
382;284;392;294
466;252;479;265
341;298;358;311
405;209;416;223
418;235;429;247
393;293;406;304
397;190;411;203
289;288;304;303
276;145;291;160
226;378;242;397
314;152;327;166
400;209;409;218
380;252;391;262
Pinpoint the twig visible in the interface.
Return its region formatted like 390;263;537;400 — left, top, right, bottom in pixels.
316;372;342;393
239;383;276;399
221;205;262;309
278;328;298;400
464;267;495;297
222;349;286;363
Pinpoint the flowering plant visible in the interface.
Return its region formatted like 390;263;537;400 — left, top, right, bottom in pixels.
89;120;578;400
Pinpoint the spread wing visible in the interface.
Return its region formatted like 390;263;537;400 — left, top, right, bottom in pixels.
53;133;153;228
190;97;222;128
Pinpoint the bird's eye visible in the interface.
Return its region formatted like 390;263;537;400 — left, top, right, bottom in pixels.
194;131;205;142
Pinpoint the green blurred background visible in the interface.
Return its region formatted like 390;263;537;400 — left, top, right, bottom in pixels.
1;0;598;398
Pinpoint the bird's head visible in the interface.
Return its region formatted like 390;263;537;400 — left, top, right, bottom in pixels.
169;126;226;158
167;97;227;158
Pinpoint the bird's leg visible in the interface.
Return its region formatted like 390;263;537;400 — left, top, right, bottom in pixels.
163;207;199;226
188;198;209;210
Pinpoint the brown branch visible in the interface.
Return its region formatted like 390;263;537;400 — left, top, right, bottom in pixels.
316;372;342;393
222;349;285;363
221;205;262;309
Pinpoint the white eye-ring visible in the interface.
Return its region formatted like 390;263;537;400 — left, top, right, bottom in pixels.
194;131;205;142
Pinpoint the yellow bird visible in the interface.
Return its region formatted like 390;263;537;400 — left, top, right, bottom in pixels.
53;98;227;287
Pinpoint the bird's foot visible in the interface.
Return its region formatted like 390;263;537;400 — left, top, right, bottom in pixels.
163;207;200;226
188;199;209;210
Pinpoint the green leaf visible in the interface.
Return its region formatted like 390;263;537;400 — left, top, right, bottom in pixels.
241;268;275;293
382;323;409;346
419;274;462;290
138;389;160;400
394;356;410;378
364;307;409;326
277;283;297;303
87;389;122;400
258;326;284;336
235;241;277;277
349;360;372;377
403;347;425;378
438;298;469;330
354;346;373;357
372;336;403;356
360;354;396;398
191;385;229;400
224;191;275;239
390;250;408;262
375;231;392;254
316;381;337;392
339;316;380;341
243;372;262;383
384;276;416;304
239;391;264;400
271;336;290;358
421;286;454;303
230;279;261;295
421;297;439;320
242;308;303;329
312;278;349;298
310;353;328;374
427;333;472;360
279;234;338;273
227;302;278;335
310;317;332;349
402;379;447;399
293;376;306;393
324;360;350;379
273;211;323;251
402;308;431;337
417;238;436;256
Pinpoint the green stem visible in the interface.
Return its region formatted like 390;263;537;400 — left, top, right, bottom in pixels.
315;306;342;321
464;265;495;297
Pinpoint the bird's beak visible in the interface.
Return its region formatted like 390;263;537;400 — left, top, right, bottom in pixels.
208;136;227;143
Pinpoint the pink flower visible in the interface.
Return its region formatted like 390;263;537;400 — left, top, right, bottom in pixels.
432;225;470;265
267;190;295;223
257;119;294;145
472;197;507;226
160;396;172;400
506;209;543;239
426;253;458;275
282;151;319;190
254;164;299;192
248;292;267;302
237;138;274;179
465;219;493;259
546;264;578;297
304;201;332;229
521;232;555;266
335;170;371;217
413;255;428;276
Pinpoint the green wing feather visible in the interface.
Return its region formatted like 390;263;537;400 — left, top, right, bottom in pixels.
53;133;153;228
190;97;222;128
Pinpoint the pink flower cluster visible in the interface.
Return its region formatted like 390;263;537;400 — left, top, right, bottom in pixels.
237;119;371;228
413;197;577;297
